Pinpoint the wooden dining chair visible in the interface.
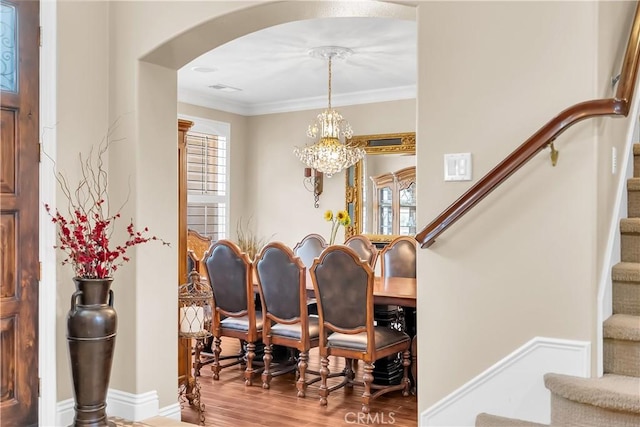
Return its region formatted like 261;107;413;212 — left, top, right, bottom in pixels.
254;242;321;396
310;245;411;413
379;235;417;279
344;234;378;269
187;229;212;278
202;239;263;386
293;233;328;270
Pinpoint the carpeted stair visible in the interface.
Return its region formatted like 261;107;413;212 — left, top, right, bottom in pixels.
476;143;640;427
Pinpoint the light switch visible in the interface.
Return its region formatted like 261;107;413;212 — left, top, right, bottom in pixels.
444;153;472;181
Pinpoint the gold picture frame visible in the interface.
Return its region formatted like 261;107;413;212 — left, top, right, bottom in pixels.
344;132;416;243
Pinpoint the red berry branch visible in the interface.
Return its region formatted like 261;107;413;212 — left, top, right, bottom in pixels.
45;136;169;279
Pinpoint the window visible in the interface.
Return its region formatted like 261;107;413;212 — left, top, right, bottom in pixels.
183;119;230;241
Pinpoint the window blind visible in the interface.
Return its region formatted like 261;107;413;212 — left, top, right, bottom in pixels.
185;131;227;240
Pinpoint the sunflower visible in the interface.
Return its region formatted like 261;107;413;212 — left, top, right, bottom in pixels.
324;210;333;221
336;210;350;225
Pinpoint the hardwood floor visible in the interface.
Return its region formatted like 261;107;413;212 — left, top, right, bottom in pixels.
180;338;417;426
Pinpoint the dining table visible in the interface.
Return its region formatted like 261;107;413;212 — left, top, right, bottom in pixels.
252;273;416;307
305;275;416;308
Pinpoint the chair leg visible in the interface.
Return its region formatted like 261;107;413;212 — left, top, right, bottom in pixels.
362;362;374;414
344;358;355;388
296;351;308;398
261;344;272;389
319;356;329;406
211;336;222;380
402;349;411;397
244;341;256;386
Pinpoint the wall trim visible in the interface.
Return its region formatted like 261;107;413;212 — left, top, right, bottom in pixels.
39;1;58;425
56;398;74;427
57;389;161;425
178;84;416;116
158;403;182;420
420;337;590;427
107;389;160;422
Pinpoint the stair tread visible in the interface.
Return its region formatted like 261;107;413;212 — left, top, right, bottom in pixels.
629;177;640;191
604;314;640;341
544;373;640;413
620;217;640;232
613;262;640;282
475;413;548;427
634;143;640;155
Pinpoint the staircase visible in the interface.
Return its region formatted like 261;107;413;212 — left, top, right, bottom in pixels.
477;144;640;426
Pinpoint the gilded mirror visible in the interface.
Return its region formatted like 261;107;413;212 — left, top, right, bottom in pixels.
345;132;416;243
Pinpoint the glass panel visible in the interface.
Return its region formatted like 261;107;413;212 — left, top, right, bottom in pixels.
380;205;393;235
399;182;416;207
399;206;416;235
347;165;354;186
0;2;17;92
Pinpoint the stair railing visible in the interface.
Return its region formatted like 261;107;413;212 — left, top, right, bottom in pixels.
416;2;640;248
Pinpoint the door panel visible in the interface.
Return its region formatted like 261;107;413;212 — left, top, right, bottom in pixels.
0;0;40;425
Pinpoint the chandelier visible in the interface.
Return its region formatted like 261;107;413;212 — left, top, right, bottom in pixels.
294;46;365;177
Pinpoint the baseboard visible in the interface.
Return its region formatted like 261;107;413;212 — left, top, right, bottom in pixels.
158;403;182;420
56;398;75;427
107;389;160;421
420;337;590;427
56;389;161;425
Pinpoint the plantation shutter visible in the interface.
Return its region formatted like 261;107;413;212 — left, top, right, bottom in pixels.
186;131;227;240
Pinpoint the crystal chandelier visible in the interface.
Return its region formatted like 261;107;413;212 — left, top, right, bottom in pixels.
294;47;365;177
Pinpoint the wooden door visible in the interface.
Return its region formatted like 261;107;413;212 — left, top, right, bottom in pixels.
0;1;40;426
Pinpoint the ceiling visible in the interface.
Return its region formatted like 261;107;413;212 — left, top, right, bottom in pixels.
177;16;417;116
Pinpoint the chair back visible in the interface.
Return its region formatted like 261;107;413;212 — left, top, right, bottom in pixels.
310;245;374;334
255;242;306;322
344;235;378;268
379;236;417;279
187;249;198;274
203;239;253;316
293;233;328;270
187;229;212;276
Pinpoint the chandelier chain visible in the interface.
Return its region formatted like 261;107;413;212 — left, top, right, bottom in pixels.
328;56;332;110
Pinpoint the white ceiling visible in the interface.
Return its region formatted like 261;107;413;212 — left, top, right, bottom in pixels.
177;17;417;116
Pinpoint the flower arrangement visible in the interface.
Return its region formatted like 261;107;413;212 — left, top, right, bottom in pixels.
324;209;351;245
235;216;273;260
46;141;168;279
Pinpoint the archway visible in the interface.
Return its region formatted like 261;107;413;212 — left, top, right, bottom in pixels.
135;0;416;418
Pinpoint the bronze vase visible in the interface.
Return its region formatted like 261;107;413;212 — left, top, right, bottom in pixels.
67;277;117;427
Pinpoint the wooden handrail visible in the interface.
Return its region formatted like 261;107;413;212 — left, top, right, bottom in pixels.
416;2;640;248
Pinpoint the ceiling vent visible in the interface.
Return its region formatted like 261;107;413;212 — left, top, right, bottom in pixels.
208;84;242;93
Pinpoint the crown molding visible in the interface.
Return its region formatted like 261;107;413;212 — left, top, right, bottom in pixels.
178;85;416;116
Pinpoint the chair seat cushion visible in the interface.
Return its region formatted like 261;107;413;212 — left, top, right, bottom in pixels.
270;315;320;339
220;311;263;332
327;326;409;352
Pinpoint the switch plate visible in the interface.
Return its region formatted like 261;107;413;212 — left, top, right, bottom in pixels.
444;153;472;181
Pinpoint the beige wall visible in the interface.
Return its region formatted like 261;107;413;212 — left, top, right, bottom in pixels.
245;100;416;247
51;0;634;418
55;0;109;398
417;0;601;411
416;0;638;413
